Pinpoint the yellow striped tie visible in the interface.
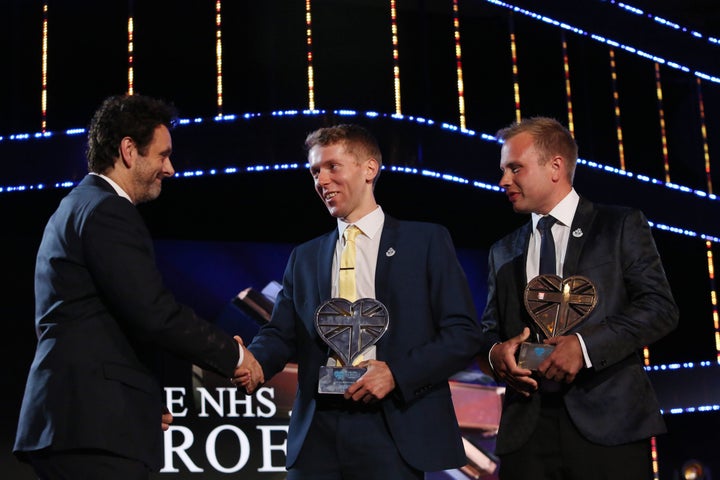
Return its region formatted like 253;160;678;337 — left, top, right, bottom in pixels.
339;225;361;301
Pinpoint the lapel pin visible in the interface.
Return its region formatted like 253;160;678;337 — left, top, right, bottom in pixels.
386;247;396;257
572;228;583;238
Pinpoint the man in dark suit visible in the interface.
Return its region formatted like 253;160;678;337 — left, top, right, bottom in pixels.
14;94;262;480
235;124;483;479
479;117;679;479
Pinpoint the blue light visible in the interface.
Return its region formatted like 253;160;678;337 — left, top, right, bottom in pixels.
485;0;720;84
1;108;718;243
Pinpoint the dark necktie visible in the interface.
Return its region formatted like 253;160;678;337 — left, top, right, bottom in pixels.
537;215;562;393
537;215;557;275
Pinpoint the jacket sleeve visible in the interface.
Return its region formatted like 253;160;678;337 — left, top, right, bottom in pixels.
82;195;240;377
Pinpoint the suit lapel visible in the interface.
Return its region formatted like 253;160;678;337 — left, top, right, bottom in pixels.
375;215;399;299
563;197;595;276
514;222;532;299
317;231;337;301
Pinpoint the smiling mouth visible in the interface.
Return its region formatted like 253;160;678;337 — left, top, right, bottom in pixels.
324;192;338;201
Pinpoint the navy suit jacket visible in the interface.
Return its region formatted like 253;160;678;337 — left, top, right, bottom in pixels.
479;197;679;454
14;174;240;470
248;215;483;472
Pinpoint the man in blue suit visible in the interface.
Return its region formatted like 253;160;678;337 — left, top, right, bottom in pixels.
479;117;679;479
14;94;260;480
237;124;483;479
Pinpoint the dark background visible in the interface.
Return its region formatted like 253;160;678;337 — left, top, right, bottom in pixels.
2;0;720;478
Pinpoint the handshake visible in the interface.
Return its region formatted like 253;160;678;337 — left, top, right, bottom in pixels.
162;335;263;432
232;335;265;394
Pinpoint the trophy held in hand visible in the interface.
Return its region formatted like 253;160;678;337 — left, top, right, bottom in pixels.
315;298;389;394
518;274;597;370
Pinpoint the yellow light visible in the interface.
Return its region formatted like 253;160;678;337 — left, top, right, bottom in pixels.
681;460;706;480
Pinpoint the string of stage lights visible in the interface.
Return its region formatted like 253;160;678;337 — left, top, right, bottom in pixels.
253;0;718;192
646;360;720;415
452;0;467;131
4;108;720;430
28;1;719;194
484;0;717;193
604;0;720;48
608;47;626;170
390;0;402;116
9;6;718;476
485;0;720;84
305;0;316;112
560;31;575;136
5;103;720;412
19;1;720;366
305;0;711;191
1;108;718;243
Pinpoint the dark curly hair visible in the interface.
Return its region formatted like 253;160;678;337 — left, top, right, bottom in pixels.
86;94;178;173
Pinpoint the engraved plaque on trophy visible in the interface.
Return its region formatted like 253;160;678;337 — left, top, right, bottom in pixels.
315;298;389;394
517;274;597;370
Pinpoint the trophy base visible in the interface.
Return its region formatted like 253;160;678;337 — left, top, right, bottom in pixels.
517;342;555;370
318;366;367;394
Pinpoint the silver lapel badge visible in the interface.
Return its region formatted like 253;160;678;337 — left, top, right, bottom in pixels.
572;228;583;238
385;247;396;257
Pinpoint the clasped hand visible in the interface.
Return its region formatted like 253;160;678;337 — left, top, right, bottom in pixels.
489;327;583;396
344;359;395;403
231;335;265;394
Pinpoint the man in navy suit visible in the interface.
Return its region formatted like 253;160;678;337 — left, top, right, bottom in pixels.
14;94;261;480
479;117;679;479
236;124;483;479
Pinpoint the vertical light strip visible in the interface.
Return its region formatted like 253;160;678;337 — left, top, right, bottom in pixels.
305;0;315;111
41;3;49;132
509;13;521;122
127;16;134;95
708;241;720;364
654;62;670;182
215;0;223;115
452;0;466;130
697;78;713;194
609;48;626;170
390;0;402;115
560;32;574;135
651;436;660;480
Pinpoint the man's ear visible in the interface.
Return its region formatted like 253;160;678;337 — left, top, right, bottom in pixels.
119;137;135;168
366;157;379;183
550;155;564;181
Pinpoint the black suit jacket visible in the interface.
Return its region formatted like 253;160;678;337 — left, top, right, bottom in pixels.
480;197;679;454
14;174;240;470
248;215;483;472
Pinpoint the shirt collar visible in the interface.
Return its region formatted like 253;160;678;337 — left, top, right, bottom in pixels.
89;172;133;203
337;205;384;239
531;188;579;229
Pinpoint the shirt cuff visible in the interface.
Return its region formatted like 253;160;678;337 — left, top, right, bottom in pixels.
237;344;245;367
488;342;500;372
574;333;592;368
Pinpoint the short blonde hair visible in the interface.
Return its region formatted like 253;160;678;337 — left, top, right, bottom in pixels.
497;117;578;183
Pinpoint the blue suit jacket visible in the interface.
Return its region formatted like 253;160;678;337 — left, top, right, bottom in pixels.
479;197;679;454
14;174;240;470
248;215;483;472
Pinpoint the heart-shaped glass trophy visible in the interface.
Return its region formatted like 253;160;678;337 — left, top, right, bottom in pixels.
517;274;597;370
315;298;389;394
